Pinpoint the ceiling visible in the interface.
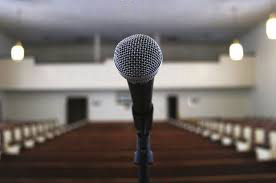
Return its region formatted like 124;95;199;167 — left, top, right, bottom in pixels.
0;0;275;43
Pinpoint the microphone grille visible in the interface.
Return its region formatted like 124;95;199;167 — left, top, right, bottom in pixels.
114;34;163;84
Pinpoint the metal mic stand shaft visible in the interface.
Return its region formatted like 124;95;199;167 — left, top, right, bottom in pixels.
133;106;154;183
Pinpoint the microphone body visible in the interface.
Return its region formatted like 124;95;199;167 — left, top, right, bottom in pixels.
128;80;153;114
114;34;162;183
128;80;154;132
114;33;162;132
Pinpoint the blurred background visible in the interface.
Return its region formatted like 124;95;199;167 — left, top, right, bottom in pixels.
0;0;275;123
1;1;276;183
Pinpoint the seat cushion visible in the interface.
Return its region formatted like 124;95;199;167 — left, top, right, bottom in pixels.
210;133;221;141
255;147;273;162
202;130;211;137
46;132;54;139
236;140;251;152
4;144;21;155
221;136;232;146
24;139;35;149
36;136;46;143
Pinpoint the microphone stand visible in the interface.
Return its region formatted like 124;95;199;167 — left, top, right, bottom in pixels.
133;106;154;183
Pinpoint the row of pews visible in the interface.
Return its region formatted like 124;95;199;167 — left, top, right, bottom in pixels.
0;120;86;158
172;118;276;162
1;121;276;182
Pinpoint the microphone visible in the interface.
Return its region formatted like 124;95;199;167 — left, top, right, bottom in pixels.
114;34;162;183
114;34;162;132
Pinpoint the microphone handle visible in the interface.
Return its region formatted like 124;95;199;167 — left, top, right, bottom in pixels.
128;80;153;114
128;80;154;132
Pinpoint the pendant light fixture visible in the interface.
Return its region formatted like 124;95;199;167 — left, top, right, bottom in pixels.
266;0;276;40
229;39;244;61
229;6;244;61
11;8;24;62
11;41;24;61
266;13;276;39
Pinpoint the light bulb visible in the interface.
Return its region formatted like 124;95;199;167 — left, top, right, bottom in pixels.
229;40;243;61
266;14;276;40
11;41;24;62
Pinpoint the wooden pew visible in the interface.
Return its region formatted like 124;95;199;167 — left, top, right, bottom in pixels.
1;122;276;183
0;123;21;155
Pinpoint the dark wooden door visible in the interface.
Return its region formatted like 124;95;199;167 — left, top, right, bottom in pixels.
168;96;178;120
66;97;88;124
0;100;2;121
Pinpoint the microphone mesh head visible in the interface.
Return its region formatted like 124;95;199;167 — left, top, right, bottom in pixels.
114;34;163;84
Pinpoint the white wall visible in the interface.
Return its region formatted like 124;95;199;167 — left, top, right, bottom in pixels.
0;49;256;122
2;91;164;123
89;91;169;121
2;89;252;124
241;21;276;117
0;33;13;57
3;92;65;124
177;90;253;118
0;55;255;90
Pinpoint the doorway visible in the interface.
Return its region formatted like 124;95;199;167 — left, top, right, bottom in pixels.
66;97;88;124
167;96;178;120
0;100;2;121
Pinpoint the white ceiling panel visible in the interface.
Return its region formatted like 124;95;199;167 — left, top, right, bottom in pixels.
0;0;274;42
